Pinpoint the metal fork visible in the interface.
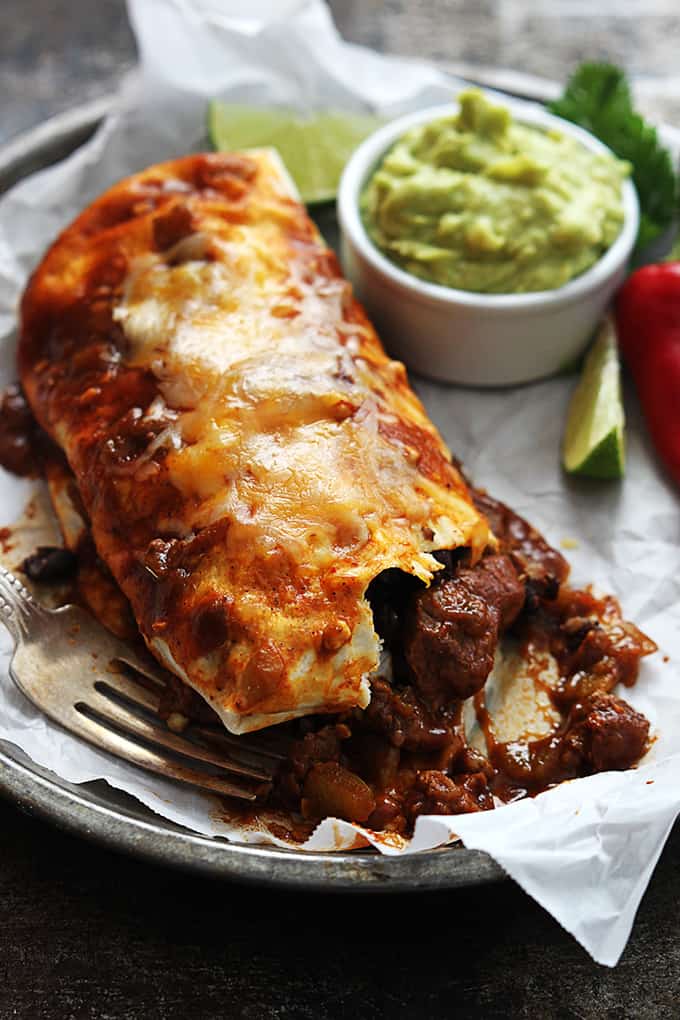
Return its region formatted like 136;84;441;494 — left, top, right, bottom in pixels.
0;565;282;800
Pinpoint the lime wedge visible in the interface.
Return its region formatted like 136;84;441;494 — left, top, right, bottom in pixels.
208;102;382;204
562;317;625;479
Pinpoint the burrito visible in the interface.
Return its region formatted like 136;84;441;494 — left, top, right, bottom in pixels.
18;151;656;833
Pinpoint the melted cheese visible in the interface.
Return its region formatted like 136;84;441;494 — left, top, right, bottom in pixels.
21;149;492;733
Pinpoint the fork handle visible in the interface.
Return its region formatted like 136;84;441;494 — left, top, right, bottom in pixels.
0;565;45;643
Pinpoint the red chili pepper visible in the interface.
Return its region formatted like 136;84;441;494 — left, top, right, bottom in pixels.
615;262;680;488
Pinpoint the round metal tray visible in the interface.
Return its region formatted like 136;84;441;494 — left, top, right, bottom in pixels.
3;83;676;890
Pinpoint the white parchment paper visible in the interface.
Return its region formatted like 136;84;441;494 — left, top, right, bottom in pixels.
0;0;679;967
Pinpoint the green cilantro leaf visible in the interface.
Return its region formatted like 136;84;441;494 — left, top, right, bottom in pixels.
549;62;678;251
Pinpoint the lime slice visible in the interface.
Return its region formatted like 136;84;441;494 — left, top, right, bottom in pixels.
208;102;382;204
562;317;626;479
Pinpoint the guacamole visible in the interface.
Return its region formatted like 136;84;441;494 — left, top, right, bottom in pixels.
361;90;630;294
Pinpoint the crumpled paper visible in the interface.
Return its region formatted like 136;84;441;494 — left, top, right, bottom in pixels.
0;0;679;968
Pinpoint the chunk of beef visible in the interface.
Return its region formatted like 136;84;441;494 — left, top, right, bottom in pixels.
579;692;650;772
460;554;526;629
472;488;568;602
404;555;524;703
404;770;494;821
406;582;495;702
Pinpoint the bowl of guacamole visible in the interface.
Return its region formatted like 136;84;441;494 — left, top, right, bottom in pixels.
338;91;639;385
360;89;629;295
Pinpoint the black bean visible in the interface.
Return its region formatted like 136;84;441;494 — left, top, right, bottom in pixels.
20;546;77;583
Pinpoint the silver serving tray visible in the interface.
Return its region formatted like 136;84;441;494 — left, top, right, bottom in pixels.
2;81;676;890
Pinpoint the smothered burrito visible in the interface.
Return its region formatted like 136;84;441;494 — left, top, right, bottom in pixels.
18;151;656;834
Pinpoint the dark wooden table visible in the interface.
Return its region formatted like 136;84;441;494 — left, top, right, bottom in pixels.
3;804;680;1019
2;3;680;1016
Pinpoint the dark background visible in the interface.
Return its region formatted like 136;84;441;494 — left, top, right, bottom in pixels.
2;2;680;1017
3;805;680;1019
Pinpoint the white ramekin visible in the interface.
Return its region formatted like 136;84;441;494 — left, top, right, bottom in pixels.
338;97;639;387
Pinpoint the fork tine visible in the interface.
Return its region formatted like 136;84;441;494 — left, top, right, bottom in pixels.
191;723;289;762
102;664;164;712
71;707;267;800
102;662;286;776
110;648;170;689
88;679;274;781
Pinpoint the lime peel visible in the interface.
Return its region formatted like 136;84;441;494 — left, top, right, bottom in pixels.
562;316;626;480
208;102;382;205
